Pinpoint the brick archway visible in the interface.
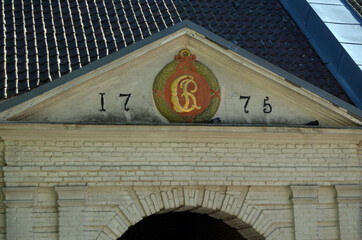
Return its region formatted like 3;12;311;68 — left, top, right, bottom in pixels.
96;187;289;240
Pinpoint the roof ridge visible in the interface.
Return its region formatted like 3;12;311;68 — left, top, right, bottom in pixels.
129;0;146;39
170;0;182;22
84;0;101;61
153;0;168;30
119;0;136;45
73;0;90;67
88;0;108;59
19;1;30;93
26;0;40;90
9;1;18;95
100;0;118;53
63;0;82;71
47;0;61;80
39;1;52;83
1;1;7;98
144;0;161;32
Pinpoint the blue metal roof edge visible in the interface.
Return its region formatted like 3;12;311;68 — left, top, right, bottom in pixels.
280;0;362;110
0;20;361;119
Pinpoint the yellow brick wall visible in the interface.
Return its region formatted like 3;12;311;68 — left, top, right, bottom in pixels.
3;140;360;187
0;124;360;240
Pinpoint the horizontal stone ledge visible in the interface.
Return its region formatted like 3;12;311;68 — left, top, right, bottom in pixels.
55;186;87;201
4;200;34;207
0;123;361;143
335;184;361;199
57;199;86;207
3;187;37;202
291;197;318;204
336;197;361;203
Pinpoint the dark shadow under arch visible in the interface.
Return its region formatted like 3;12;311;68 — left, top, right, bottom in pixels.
118;211;246;240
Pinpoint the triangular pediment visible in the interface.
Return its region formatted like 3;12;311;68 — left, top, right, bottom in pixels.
0;23;361;127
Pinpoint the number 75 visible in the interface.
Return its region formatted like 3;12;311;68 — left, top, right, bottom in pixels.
239;96;272;114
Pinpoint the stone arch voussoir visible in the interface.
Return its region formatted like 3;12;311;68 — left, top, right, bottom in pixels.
96;187;290;240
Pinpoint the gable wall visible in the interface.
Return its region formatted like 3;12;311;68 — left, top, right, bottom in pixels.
2;31;360;127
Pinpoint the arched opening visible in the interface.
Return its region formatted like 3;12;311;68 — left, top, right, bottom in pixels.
118;211;246;240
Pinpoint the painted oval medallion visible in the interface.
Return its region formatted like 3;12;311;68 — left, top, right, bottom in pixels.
153;49;221;123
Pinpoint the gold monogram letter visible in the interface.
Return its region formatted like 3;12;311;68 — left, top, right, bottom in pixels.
171;75;201;113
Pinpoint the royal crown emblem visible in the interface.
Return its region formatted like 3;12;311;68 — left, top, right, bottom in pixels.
153;49;221;123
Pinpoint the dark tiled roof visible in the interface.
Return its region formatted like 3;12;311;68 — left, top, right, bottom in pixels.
0;0;353;104
346;0;362;17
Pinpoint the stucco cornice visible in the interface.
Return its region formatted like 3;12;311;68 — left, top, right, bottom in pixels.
0;123;360;144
